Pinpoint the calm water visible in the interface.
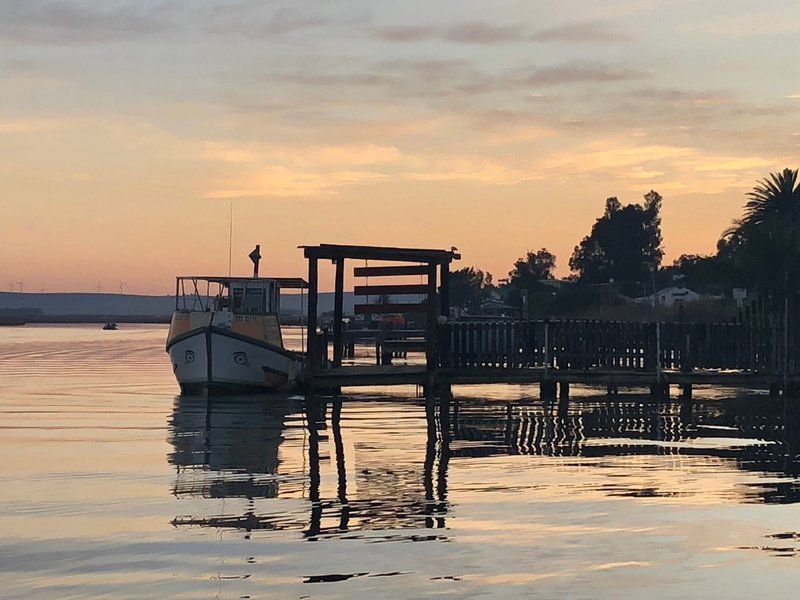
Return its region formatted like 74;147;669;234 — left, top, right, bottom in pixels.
2;325;800;598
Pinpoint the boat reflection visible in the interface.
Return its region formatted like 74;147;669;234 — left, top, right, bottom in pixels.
167;392;800;537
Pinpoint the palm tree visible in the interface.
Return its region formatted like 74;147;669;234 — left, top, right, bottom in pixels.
742;168;800;229
724;169;800;295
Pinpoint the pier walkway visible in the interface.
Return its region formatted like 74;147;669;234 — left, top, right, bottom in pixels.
301;244;800;397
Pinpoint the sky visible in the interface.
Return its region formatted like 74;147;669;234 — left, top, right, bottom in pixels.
1;0;798;294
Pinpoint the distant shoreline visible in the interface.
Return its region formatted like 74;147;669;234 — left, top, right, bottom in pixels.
0;315;308;326
0;315;171;325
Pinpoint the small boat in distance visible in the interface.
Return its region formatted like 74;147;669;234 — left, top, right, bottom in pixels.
165;274;307;394
103;322;118;330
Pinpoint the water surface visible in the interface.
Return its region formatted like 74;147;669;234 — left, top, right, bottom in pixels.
2;324;800;598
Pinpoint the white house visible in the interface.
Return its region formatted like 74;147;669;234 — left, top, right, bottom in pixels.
633;286;702;307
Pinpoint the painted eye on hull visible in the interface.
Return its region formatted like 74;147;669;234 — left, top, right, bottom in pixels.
184;350;195;364
233;352;249;365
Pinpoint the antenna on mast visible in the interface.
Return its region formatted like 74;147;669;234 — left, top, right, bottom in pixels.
228;202;233;277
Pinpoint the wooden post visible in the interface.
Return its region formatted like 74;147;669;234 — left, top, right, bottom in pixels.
426;263;438;375
332;258;345;368
439;263;451;367
540;380;557;400
543;320;550;377
307;257;319;375
439;263;450;318
656;321;662;384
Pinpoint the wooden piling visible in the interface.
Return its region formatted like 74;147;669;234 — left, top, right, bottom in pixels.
332;258;345;368
306;257;319;374
540;381;557;400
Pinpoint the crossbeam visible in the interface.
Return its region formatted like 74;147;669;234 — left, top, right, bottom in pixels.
303;244;459;263
354;284;429;296
353;265;429;277
354;303;429;315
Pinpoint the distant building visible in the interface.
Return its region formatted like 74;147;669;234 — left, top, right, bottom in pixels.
633;286;702;307
479;299;518;318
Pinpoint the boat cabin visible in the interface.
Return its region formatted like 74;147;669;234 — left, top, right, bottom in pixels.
174;276;307;316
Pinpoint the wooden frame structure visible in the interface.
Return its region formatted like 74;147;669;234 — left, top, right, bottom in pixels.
301;244;460;378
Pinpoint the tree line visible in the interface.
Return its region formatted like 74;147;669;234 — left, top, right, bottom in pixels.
450;168;800;317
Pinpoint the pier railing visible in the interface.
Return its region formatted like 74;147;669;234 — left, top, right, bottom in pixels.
439;319;789;375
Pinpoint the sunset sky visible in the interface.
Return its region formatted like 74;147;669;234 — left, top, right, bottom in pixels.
1;0;798;293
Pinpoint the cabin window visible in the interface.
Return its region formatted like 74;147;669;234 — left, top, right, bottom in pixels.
230;283;275;314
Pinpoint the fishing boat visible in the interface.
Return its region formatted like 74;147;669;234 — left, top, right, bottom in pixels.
165;259;308;394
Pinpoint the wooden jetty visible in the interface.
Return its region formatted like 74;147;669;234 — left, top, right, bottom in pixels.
302;244;800;398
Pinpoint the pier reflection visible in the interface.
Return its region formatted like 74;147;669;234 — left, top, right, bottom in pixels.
167;392;800;538
167;395;451;538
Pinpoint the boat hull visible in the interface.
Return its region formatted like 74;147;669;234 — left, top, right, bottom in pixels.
167;328;304;394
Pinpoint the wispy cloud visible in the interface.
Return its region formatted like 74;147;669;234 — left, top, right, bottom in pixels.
208;6;342;37
201;141;403;198
375;19;630;44
532;21;631;43
375;21;528;44
523;62;650;85
0;0;168;44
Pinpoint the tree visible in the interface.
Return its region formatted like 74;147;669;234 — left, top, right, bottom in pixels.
449;267;493;313
505;248;556;309
570;191;664;295
508;248;556;285
660;253;737;295
720;168;800;295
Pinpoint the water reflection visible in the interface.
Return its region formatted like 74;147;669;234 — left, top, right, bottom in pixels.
167;395;451;538
167;392;800;538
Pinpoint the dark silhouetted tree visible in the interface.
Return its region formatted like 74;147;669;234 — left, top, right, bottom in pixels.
504;249;556;309
449;267;493;313
720;168;800;295
660;253;737;295
569;191;663;295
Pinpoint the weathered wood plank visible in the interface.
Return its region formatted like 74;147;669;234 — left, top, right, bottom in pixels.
354;284;429;296
353;265;429;277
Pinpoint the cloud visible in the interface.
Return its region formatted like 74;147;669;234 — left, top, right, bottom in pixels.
375;21;528;44
201;141;403;198
532;21;632;43
524;62;650;85
375;20;630;45
376;25;437;42
0;117;74;133
444;22;527;44
0;0;167;44
208;6;335;37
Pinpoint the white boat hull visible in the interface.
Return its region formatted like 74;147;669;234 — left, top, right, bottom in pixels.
167;328;304;394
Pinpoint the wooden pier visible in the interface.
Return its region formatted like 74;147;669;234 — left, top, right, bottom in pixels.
302;244;800;398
